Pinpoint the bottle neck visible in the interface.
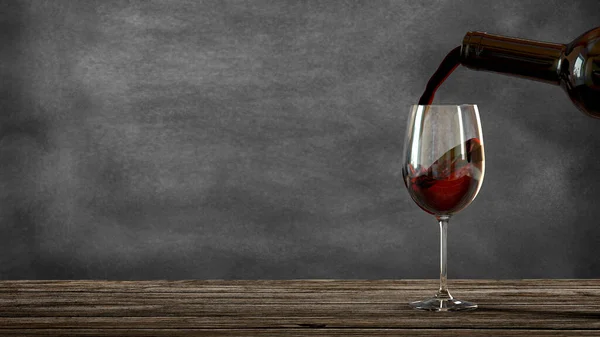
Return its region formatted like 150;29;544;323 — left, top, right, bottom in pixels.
461;32;566;85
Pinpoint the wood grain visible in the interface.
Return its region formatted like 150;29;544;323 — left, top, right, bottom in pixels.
0;330;599;337
0;280;599;336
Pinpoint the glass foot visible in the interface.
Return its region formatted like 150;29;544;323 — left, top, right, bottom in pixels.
410;297;477;312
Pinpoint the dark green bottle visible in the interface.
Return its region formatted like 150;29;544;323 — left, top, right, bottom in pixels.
461;27;600;118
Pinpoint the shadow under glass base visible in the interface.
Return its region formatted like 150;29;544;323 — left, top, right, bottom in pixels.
409;294;477;312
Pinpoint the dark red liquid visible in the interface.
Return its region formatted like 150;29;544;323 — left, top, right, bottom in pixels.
403;138;484;215
418;46;462;105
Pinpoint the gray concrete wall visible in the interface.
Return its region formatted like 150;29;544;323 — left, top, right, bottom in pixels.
1;0;599;279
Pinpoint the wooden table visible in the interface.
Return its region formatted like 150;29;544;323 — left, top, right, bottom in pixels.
0;280;598;336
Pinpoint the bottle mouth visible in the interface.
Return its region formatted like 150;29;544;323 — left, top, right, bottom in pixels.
461;32;486;67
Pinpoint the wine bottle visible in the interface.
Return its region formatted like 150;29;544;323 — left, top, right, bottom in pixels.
460;27;600;118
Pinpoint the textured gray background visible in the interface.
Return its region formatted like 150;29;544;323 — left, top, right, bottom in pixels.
1;0;599;280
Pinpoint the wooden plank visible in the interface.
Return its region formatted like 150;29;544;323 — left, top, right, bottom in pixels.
0;280;598;292
1;287;599;308
1;296;600;317
0;329;598;337
0;280;598;332
0;306;598;329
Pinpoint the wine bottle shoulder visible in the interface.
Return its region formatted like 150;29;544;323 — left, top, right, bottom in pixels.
560;27;600;118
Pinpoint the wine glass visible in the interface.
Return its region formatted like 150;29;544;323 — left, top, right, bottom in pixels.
402;104;485;311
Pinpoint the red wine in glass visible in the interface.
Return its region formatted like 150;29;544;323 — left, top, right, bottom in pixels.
404;138;483;215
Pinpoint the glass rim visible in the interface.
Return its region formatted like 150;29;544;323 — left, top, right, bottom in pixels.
411;104;478;107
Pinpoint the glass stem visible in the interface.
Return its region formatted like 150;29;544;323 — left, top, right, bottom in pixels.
437;216;452;299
